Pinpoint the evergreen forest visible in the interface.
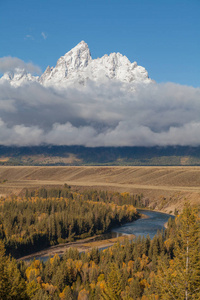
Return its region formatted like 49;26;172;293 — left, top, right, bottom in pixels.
0;186;199;299
0;187;141;258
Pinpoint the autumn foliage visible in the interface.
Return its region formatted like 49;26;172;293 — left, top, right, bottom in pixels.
0;186;199;299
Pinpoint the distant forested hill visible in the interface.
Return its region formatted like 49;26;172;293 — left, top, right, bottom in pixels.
1;145;200;166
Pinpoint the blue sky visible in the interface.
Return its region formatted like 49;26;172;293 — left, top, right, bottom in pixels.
1;1;200;147
0;0;199;87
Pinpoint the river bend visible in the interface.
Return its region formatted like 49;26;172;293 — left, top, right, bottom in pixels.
111;209;174;239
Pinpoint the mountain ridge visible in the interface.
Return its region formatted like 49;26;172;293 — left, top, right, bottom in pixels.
0;145;200;166
0;41;151;87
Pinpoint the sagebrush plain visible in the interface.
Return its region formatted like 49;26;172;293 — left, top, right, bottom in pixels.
1;166;200;213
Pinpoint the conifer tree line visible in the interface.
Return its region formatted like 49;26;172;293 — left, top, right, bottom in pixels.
0;203;199;299
25;186;145;208
0;186;140;258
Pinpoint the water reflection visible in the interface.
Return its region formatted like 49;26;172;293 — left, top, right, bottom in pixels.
92;231;123;241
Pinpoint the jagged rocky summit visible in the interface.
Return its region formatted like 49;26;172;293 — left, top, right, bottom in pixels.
0;41;152;88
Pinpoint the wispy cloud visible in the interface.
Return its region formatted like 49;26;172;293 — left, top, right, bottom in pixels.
24;34;34;40
41;32;47;40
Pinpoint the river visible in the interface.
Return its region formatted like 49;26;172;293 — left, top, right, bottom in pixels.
111;209;174;239
21;209;174;262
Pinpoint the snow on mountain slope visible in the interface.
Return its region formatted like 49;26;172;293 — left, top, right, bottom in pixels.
0;41;151;88
0;68;39;87
85;52;149;83
40;41;92;86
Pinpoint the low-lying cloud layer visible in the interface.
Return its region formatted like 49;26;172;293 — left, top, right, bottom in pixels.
0;78;200;147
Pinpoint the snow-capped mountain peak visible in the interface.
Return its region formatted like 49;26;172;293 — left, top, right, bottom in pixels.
0;41;151;87
40;41;92;86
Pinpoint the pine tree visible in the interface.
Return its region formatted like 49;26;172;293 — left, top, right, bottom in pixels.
0;241;8;299
156;203;200;299
102;263;123;299
129;277;142;299
0;241;27;299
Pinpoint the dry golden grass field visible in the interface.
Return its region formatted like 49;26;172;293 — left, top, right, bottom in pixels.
0;166;200;213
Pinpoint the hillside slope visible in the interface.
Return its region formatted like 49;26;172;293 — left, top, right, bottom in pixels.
1;146;200;166
0;166;200;213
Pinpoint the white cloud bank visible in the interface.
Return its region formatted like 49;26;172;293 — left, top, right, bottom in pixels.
0;78;200;147
0;57;41;74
